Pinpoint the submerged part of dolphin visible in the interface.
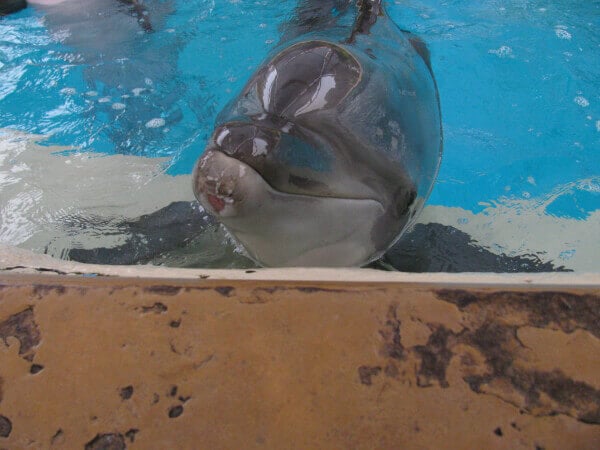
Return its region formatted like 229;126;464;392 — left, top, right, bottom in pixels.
19;0;180;156
193;0;443;267
3;1;153;31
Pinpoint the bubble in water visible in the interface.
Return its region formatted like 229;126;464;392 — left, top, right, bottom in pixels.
488;46;513;58
85;91;98;97
132;88;146;96
579;180;600;193
574;96;590;107
112;103;126;110
98;97;111;103
145;118;165;128
554;27;572;40
59;87;76;95
596;120;600;132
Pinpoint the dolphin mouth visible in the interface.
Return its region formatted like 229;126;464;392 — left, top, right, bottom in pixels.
193;149;383;216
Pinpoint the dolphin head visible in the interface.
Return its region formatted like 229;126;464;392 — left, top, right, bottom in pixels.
193;40;421;267
193;120;396;267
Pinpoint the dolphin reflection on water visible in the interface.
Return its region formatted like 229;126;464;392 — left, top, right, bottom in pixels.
4;0;157;31
4;0;182;155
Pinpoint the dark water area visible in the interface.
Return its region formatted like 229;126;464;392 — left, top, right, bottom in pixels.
380;223;570;273
65;201;569;272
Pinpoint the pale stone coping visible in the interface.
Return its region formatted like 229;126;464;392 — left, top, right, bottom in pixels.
1;244;599;287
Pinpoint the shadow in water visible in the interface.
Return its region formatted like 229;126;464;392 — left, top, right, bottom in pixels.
380;223;570;273
65;201;570;272
66;202;256;269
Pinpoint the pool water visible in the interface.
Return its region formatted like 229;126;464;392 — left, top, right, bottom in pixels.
0;0;598;270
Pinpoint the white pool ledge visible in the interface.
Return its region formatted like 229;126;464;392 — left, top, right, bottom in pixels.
1;244;598;287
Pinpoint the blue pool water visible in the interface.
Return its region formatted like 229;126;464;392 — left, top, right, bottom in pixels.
0;0;294;167
408;0;600;217
0;0;598;270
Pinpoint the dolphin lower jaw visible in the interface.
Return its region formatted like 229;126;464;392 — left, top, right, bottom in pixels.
234;226;382;267
224;192;387;267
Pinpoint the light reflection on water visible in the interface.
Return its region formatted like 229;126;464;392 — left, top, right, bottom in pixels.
0;0;598;271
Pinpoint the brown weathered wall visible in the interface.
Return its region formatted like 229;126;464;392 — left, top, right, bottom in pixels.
0;274;598;449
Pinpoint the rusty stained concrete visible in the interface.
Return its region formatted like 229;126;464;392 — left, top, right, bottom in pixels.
0;274;598;449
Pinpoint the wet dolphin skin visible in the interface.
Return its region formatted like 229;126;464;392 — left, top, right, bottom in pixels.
194;0;443;267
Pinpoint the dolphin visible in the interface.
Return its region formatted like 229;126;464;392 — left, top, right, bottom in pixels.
193;0;443;267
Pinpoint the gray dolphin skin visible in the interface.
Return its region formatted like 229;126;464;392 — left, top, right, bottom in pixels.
193;0;443;267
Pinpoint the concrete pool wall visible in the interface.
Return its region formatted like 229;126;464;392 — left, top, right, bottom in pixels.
0;244;599;448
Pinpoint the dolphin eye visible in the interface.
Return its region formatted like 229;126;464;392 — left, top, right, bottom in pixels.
287;173;329;191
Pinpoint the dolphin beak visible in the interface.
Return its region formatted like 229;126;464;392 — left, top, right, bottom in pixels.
193;149;239;216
